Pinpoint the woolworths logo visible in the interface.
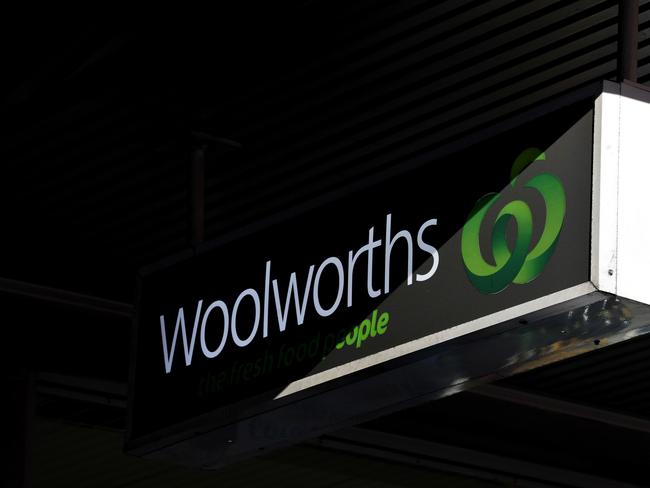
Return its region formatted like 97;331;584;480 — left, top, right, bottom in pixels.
461;148;566;294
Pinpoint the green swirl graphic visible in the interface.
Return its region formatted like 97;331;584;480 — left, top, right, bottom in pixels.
460;148;566;294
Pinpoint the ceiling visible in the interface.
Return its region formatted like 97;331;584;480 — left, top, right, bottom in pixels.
5;0;646;303
6;2;650;487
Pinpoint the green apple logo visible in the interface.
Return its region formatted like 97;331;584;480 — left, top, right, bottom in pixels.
461;148;566;294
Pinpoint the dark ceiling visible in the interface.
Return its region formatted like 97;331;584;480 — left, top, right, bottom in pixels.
5;0;646;305
6;2;650;487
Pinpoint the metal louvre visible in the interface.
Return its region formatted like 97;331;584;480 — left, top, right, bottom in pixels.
203;0;621;237
1;1;630;302
501;331;650;419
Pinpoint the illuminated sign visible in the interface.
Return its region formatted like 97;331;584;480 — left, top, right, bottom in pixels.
128;102;594;451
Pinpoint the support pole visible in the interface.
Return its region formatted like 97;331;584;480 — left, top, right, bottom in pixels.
188;132;242;248
7;370;35;488
618;0;639;82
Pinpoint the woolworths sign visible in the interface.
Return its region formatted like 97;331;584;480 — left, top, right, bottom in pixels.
128;105;593;445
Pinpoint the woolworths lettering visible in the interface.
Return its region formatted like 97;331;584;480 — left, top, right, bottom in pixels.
159;212;439;374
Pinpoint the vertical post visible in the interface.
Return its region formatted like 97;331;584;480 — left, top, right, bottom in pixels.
190;145;206;247
7;370;35;488
618;0;639;82
188;131;241;248
5;293;35;488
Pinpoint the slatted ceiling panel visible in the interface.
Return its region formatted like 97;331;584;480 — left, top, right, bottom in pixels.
246;1;618;171
2;27;99;105
23;146;187;261
637;2;650;81
599;375;650;407
616;392;650;412
34;145;150;216
229;0;494;135
28;105;137;161
554;371;649;404
29;108;148;181
32;138;151;212
6;97;189;273
91;185;185;242
223;0;526;162
212;0;437;119
67;155;180;224
515;338;650;390
78;210;188;268
203;0;621;239
2;97;109;156
73;207;183;264
226;0;614;159
284;0;570;116
0;1;639;300
77;142;186;217
502;334;650;420
5;107;146;215
102;224;187;270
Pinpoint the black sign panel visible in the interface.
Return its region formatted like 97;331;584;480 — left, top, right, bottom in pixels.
128;103;593;446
